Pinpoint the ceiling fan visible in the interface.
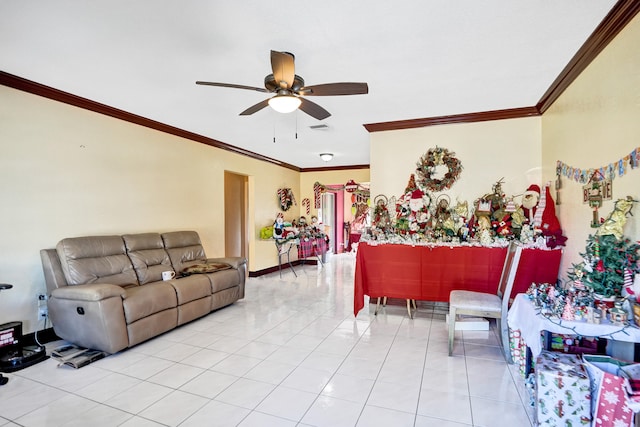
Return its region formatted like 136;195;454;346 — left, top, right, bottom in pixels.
196;50;368;120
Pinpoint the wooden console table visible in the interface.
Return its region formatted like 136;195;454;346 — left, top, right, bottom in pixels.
353;242;562;316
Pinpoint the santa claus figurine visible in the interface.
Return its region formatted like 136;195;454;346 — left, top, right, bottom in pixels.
521;184;541;225
409;189;425;212
538;184;567;248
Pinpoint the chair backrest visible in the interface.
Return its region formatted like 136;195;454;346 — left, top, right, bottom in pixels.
497;242;523;312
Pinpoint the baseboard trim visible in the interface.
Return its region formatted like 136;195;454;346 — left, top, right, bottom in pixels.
249;259;319;277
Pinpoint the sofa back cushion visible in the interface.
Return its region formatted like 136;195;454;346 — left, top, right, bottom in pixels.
123;233;173;285
161;231;207;274
56;235;138;287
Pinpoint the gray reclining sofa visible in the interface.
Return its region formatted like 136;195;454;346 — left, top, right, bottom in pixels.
40;231;246;353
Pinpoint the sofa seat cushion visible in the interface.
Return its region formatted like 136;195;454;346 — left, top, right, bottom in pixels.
206;269;240;293
181;262;231;275
163;275;211;305
122;282;177;324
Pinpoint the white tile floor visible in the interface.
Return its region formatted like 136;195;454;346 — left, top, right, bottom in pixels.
0;253;534;427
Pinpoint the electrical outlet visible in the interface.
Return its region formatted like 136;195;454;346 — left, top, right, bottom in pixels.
39;306;48;318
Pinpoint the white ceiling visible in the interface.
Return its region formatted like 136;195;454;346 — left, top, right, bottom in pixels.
0;1;617;169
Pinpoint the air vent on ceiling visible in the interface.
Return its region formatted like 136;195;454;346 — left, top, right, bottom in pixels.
309;124;329;130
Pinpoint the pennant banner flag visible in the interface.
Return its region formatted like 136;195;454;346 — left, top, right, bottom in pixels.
557;147;639;184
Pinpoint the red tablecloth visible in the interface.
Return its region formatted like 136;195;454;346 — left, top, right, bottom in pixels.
347;233;361;252
353;242;562;316
298;238;327;259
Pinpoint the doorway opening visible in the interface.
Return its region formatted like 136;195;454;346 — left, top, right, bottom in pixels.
224;171;248;259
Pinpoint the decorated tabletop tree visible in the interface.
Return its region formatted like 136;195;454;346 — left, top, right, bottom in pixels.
575;234;639;298
568;197;640;298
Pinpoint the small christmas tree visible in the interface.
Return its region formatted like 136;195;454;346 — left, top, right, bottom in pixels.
568;234;640;298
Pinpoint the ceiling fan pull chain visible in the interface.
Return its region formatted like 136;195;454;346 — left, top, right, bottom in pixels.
295;112;298;140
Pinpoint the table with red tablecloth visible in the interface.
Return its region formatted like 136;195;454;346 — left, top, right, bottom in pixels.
353;242;562;316
298;237;327;259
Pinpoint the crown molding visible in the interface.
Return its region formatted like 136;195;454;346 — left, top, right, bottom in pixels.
363;107;540;133
536;0;640;113
364;0;640;133
0;70;301;172
300;164;370;173
4;0;638;166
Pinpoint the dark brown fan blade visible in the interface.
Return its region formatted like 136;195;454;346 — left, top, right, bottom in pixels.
196;81;268;93
299;82;368;96
270;51;295;89
298;98;331;120
239;99;270;116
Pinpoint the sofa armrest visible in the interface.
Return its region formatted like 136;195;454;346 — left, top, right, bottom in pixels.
51;283;126;302
40;248;69;294
48;283;129;353
206;257;247;270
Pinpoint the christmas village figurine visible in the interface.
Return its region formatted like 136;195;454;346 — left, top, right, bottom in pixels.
395;174;432;238
371;195;392;234
272;213;301;241
273;213;286;239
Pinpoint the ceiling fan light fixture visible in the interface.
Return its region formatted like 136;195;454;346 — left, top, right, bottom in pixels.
320;153;334;162
268;94;301;113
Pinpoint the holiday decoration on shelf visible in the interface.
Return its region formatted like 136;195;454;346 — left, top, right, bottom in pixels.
538;184;567;248
272;213;286;239
394;174;432;237
363;170;567;248
277;188;297;211
521;184;541;225
415;146;462;192
359;147;569;248
526;282;595;322
595;196;636;240
372;195;392;232
266;212;328;247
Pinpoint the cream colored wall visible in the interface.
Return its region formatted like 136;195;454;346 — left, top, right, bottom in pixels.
370;117;542;210
0;85;298;332
542;13;640;277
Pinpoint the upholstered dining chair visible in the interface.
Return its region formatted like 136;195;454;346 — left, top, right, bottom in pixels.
448;242;522;361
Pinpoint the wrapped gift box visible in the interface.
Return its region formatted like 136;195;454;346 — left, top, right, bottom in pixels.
509;328;528;378
583;355;640;426
535;350;591;426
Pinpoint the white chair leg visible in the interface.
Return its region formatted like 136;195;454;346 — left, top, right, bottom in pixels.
375;297;381;315
448;307;456;356
406;299;413;318
498;318;512;364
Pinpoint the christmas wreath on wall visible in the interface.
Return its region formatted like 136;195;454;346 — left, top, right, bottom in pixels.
415;146;462;192
277;188;297;211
